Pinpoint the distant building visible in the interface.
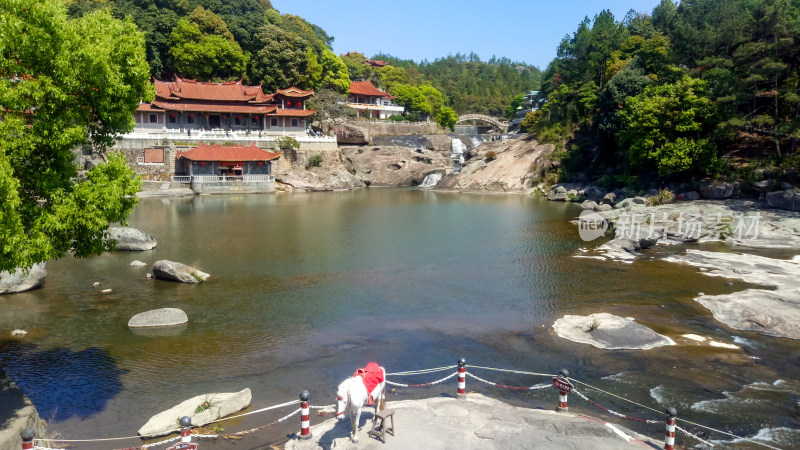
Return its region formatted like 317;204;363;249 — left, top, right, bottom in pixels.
130;77;315;137
347;81;405;119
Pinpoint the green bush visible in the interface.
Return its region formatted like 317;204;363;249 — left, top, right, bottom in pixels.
308;154;323;167
388;114;405;122
275;136;300;151
648;188;675;206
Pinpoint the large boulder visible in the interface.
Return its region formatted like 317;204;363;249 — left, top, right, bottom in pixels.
766;189;800;211
128;308;188;328
553;313;675;350
110;227;157;251
699;180;735;199
0;263;46;295
341;145;452;187
330;123;369;145
138;389;252;437
151;260;209;283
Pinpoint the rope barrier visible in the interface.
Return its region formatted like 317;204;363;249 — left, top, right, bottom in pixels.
385;371;457;388
27;363;787;450
385;365;457;376
466;372;551;391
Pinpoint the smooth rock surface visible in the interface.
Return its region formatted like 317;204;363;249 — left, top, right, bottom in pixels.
0;263;46;295
553;313;675;350
699;180;735;199
341;145;452;187
110;227;157;251
286;393;660;450
128;308;188;328
151;260;209;283
138;389;251;437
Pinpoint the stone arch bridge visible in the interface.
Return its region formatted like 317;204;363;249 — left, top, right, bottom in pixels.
456;114;509;133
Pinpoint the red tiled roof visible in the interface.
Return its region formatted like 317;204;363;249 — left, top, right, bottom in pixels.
269;109;316;117
349;81;390;97
178;144;281;162
136;103;162;112
275;86;315;98
155;77;273;103
152;101;277;114
367;59;389;67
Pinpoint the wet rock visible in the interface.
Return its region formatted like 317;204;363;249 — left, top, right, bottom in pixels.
602;192;617;205
580;200;598;210
151;260;209;283
766;189;800;211
130;260;147;267
341;145;451;187
0;263;46;295
553;313;675;350
699;180;735;199
128;308;188;328
138;389;252;437
110;227;157;251
682;191;701;201
632;196;647;205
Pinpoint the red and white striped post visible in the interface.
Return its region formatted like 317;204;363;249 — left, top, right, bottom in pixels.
664;407;677;450
179;416;192;443
557;369;570;412
20;428;34;450
457;358;466;399
299;390;312;440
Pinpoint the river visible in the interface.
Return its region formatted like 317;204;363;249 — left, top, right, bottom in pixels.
1;190;798;448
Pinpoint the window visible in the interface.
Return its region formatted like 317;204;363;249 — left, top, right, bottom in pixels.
291;118;298;127
143;148;164;164
187;115;194;124
251;117;258;126
234;116;242;126
149;113;157;123
271;117;278;127
168;114;176;124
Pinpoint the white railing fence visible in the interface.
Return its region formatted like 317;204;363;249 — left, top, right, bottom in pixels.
170;175;275;183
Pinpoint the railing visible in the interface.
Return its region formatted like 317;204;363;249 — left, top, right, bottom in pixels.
170;175;275;183
119;130;337;144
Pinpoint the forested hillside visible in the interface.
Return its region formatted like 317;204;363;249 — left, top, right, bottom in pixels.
526;0;800;185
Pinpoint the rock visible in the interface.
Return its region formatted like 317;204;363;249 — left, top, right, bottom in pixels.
101;289;112;294
10;330;27;337
615;198;634;209
110;227;157;251
766;189;800;211
138;389;252;437
130;260;147;267
331;123;370;145
555;185;567;194
547;191;568;201
341;145;452;188
682;191;701;201
580;200;598;210
128;308;188;328
553;313;675;350
632;196;647;205
699;180;735;199
93;281;100;287
595;203;613;212
151;260;209;283
0;263;46;295
645;188;659;197
781;182;796;190
602;192;617;205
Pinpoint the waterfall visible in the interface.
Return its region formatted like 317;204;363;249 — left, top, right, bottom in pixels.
420;172;443;188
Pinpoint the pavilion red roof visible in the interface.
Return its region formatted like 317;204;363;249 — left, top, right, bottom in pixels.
275;86;315;98
155;77;273;103
349;81;390;97
177;144;281;162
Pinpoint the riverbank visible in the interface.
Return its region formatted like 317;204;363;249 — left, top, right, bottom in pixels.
285;393;662;450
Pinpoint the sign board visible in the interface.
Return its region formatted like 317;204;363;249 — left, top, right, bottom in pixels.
167;443;198;450
551;376;574;393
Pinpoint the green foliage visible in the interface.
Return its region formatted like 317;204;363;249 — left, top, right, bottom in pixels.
249;25;312;91
169;17;247;81
308;154;323;167
275;136;299;151
504;94;525;120
620;76;719;176
320;49;350;93
0;0;149;271
388;114;405;122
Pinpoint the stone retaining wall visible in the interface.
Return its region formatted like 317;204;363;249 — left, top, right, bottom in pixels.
348;120;443;138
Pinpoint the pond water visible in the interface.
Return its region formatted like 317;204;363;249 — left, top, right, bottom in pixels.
1;190;798;449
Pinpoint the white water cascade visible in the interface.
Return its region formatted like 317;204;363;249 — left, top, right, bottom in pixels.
450;138;467;173
420;172;443;188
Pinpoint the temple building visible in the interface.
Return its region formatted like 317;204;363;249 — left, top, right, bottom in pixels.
131;77;315;137
347;81;405;119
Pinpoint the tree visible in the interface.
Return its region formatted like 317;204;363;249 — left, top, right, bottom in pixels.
307;89;356;121
619;76;719;176
0;0;151;272
249;24;312;91
319;49;350;93
169;18;248;81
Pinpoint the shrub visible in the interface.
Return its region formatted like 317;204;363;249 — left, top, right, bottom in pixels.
388;114;405;122
308;154;323;168
275;136;299;151
484;151;497;162
648;188;675;206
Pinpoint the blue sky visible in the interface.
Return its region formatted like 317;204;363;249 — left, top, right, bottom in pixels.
271;0;666;69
